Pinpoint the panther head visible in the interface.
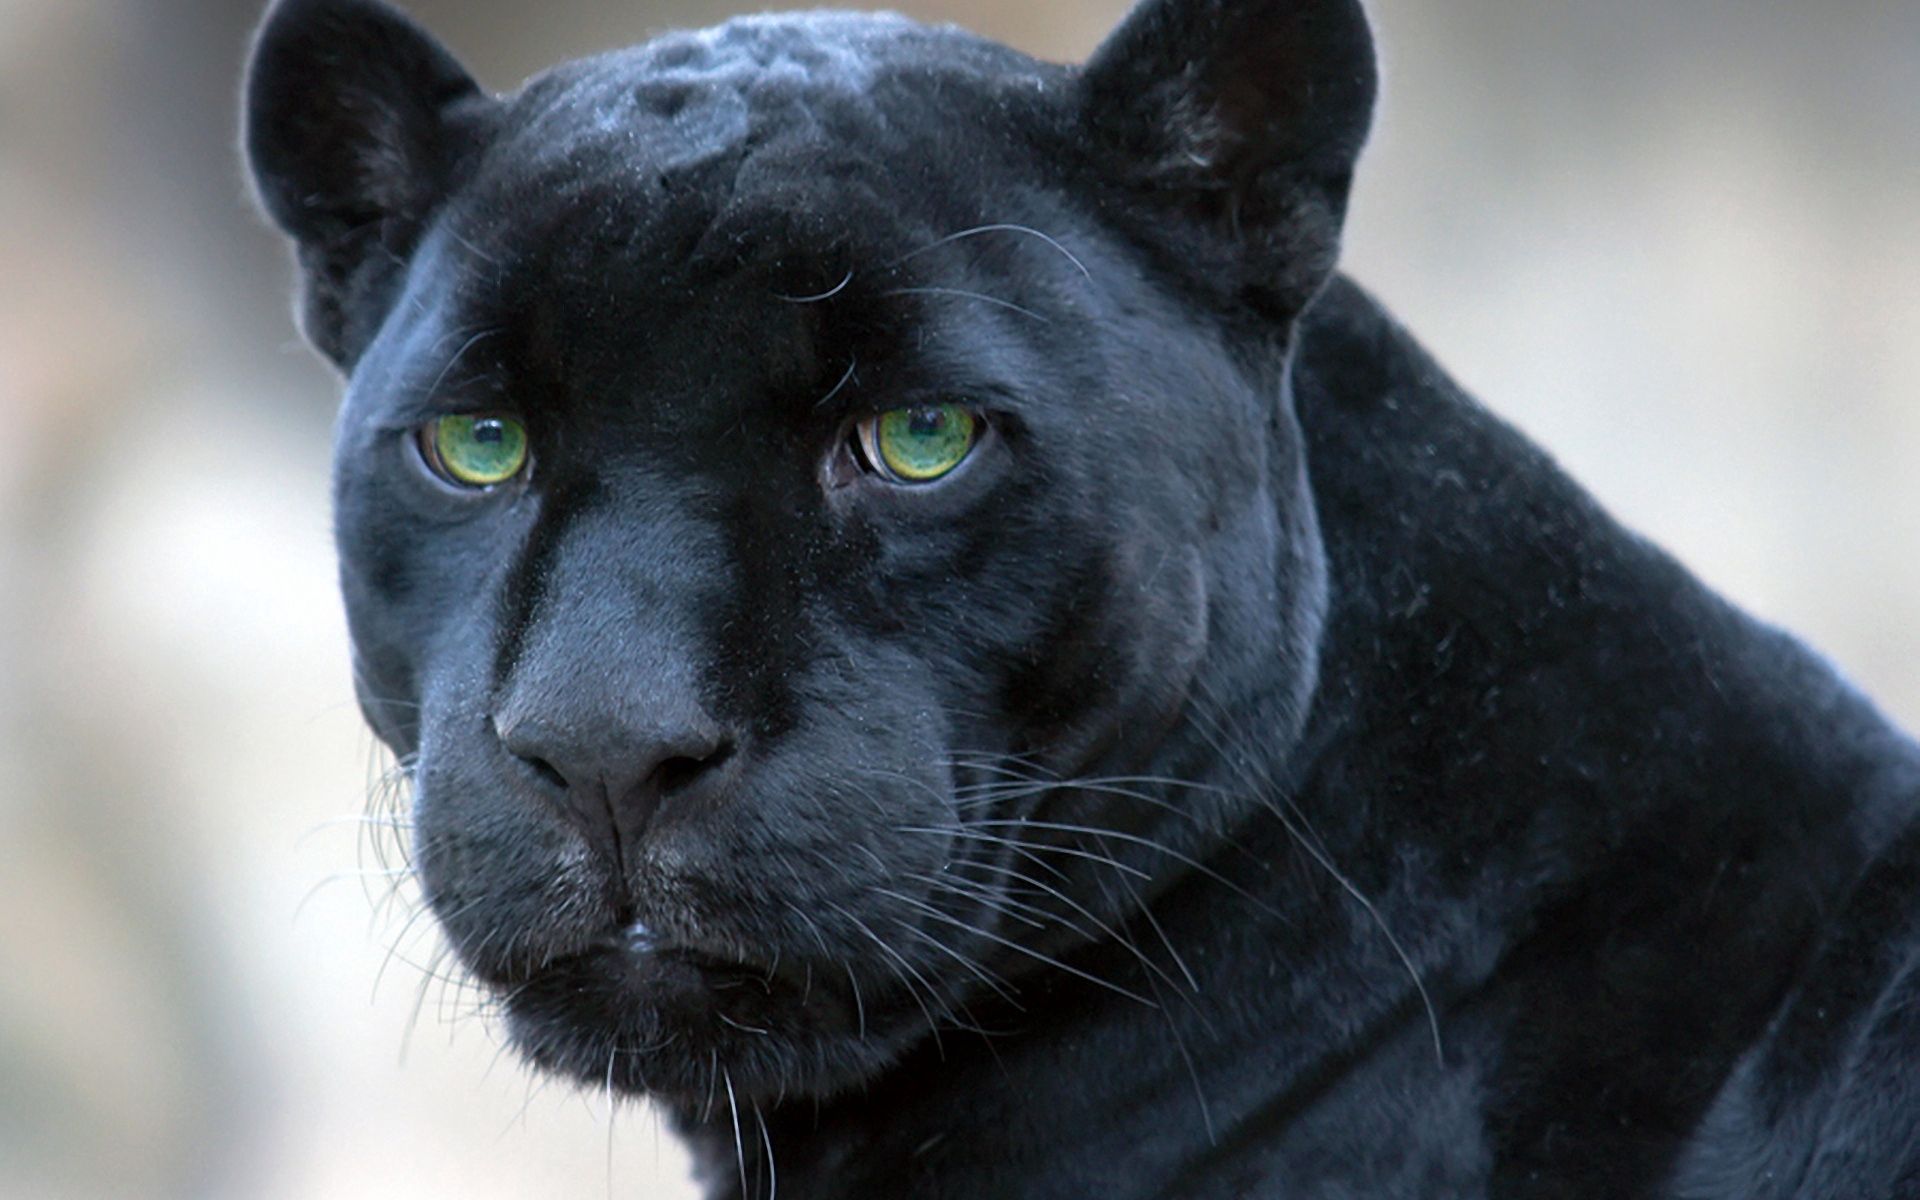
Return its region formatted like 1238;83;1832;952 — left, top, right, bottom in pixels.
245;0;1374;1105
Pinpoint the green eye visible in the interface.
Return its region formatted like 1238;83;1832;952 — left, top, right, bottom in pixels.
857;404;979;483
421;414;529;488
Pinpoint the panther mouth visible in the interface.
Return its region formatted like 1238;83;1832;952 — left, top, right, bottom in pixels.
488;921;875;1102
622;921;821;1000
490;920;820;1006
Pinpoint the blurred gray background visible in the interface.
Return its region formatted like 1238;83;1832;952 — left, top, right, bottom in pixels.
3;0;1916;1196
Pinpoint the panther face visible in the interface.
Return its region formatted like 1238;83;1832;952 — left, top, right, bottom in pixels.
247;0;1371;1105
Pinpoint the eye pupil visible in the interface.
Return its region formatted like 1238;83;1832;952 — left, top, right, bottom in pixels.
472;420;505;445
906;407;945;438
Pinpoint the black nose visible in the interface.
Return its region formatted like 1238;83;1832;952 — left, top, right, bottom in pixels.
494;705;733;864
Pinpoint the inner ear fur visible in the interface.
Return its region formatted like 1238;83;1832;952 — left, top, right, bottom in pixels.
243;0;490;367
1078;0;1378;319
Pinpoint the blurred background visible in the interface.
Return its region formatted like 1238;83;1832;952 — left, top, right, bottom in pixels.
2;0;1916;1196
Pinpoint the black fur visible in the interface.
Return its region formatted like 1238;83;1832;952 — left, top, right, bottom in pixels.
244;1;1920;1196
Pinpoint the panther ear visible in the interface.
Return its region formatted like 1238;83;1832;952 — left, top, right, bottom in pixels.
243;0;489;367
1078;0;1377;320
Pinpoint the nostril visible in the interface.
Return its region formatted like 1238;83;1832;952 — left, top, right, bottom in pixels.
494;714;571;790
653;756;705;796
520;753;569;791
652;740;734;796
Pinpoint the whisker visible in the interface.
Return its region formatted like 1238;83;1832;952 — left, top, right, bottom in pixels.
937;737;1438;1083
813;356;858;409
890;222;1092;282
965;818;1278;915
723;1069;749;1200
906;903;1157;1008
901;869;1052;932
604;1047;619;1200
892;921;1025;1013
774;267;853;303
955;848;1194;1000
1074;832;1219;1145
754;1100;778;1200
900;824;1152;881
1086;829;1201;994
426;326;504;397
824;899;949;1051
881;286;1049;323
1184;683;1445;1064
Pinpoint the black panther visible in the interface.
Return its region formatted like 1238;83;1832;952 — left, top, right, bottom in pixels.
244;0;1920;1195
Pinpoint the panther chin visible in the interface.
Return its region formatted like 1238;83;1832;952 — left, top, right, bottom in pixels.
492;924;894;1105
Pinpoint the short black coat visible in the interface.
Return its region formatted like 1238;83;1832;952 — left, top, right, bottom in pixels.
243;1;1920;1195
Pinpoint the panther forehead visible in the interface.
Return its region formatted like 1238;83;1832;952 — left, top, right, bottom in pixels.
407;13;1079;384
484;12;1059;192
